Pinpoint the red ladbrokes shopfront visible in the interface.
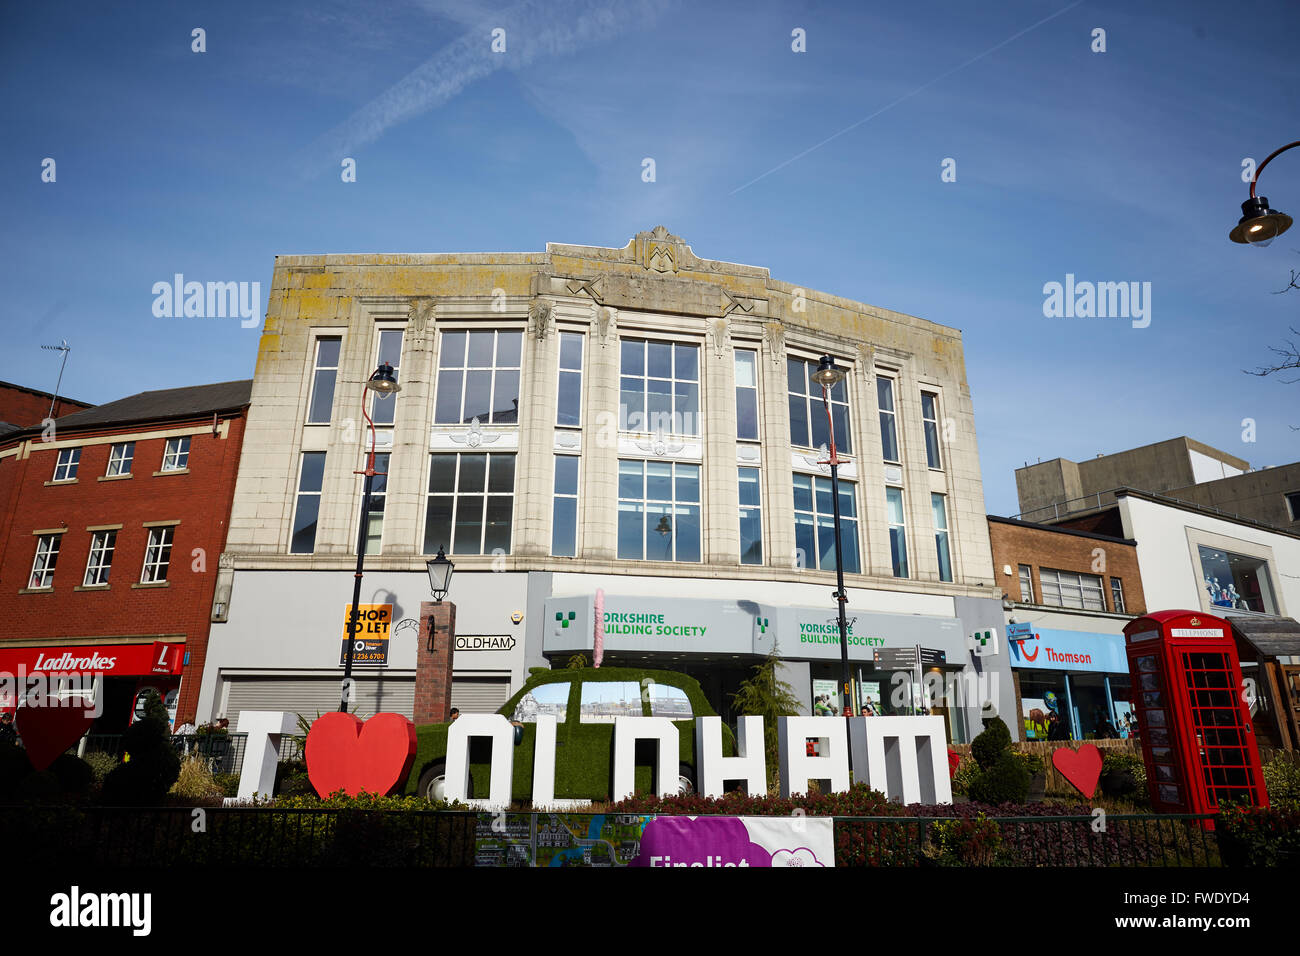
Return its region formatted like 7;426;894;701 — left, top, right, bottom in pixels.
0;641;185;732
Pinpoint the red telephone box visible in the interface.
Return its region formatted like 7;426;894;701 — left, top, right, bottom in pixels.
1123;610;1267;814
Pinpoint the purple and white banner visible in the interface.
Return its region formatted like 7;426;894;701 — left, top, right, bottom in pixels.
631;815;835;868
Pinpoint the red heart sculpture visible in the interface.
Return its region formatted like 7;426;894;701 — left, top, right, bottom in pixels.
14;702;96;771
1052;743;1103;799
305;712;417;798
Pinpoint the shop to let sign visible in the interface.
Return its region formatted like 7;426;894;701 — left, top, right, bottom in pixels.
340;604;392;666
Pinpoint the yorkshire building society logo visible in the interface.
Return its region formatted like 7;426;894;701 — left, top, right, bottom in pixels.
755;617;770;635
968;628;999;657
554;610;577;634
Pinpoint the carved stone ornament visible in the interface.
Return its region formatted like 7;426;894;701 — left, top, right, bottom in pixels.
529;299;555;341
800;444;832;475
640;225;680;274
763;321;786;365
634;429;686;457
855;344;875;380
448;418;502;449
707;318;730;359
407;298;436;335
592;305;615;348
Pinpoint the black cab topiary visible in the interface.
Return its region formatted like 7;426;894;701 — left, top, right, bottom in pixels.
970;717;1012;771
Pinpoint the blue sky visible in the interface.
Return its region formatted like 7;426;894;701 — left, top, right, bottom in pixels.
3;0;1298;516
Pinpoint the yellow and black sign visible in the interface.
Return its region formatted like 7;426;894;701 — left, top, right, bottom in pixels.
340;604;392;667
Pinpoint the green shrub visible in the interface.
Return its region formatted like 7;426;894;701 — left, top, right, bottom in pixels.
970;718;1012;771
83;751;118;785
1218;803;1300;866
1263;756;1300;807
951;756;980;797
1101;752;1147;800
922;814;1003;866
1013;751;1044;777
274;760;313;797
0;741;34;798
47;754;93;796
968;751;1031;805
101;692;181;805
170;755;223;800
213;773;241;797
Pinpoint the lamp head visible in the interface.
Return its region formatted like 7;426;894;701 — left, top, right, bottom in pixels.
811;354;846;389
426;546;454;602
654;515;672;536
366;362;401;394
1230;195;1293;246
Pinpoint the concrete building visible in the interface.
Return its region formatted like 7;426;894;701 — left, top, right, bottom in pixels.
1016;436;1300;532
987;516;1145;741
199;227;1012;744
0;381;251;730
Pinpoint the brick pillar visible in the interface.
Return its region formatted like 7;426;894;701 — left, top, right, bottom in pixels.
414;601;456;725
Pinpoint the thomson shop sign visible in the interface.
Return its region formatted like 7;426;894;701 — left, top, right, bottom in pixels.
1008;628;1127;673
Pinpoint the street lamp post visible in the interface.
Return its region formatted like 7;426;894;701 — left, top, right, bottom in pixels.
811;355;854;779
1230;140;1297;246
340;362;400;713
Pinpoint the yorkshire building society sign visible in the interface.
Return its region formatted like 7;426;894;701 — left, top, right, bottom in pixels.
543;595;966;662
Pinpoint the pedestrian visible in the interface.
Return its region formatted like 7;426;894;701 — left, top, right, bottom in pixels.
449;708;460;722
0;711;16;746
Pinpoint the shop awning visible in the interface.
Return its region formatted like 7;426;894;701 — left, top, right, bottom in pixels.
1226;614;1300;663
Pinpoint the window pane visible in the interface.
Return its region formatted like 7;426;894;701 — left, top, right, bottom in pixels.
924;420;941;469
674;344;698;381
439;331;466;368
434;370;463;423
554;456;579;496
792;474;813;512
513;683;570;723
552;497;577;557
488;454;515;493
787;359;806;395
931;494;948;530
309;369;336;422
837;483;857;519
428;455;456;493
483;496;513;554
316;337;341;367
291;497;320;553
454;495;484;554
496;331;522;368
936;530;952;582
886;487;906;524
673;381;699;434
423;496;453;554
491;368;520;423
889;527;909;577
649;684;693;718
674;464;700;503
876;377;895;413
646;461;673;502
618;460;643;499
794;513;816;569
646;510;673;561
816;515;837;570
735;351;755;388
462;370;492;422
736;389;758;441
559;333;583;370
740;507;763;565
621;340;644;376
378;330;403;367
647;342;672;379
840;519;861;574
831;404;852;455
809;402;830;450
299;452;326;492
459;455;487;492
557;370;582;426
738;468;761;507
646;379;671;430
618;501;643;559
789;395;809;448
467;330;494;367
814;477;833;515
674;504;701;562
620;378;644;431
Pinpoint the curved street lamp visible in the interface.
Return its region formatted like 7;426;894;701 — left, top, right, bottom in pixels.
813;355;856;771
340;363;401;712
1230;140;1298;246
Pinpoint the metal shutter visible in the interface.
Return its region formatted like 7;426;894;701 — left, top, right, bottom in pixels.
222;676;414;728
450;676;511;714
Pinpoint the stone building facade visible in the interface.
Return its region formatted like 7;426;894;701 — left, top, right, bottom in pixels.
199;228;1011;742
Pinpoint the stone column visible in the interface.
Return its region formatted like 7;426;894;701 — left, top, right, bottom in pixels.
704;318;739;564
513;299;560;557
414;601;457;724
759;321;797;569
581;306;619;562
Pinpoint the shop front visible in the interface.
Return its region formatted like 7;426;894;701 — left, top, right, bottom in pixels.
0;641;186;733
543;593;987;744
1008;626;1132;741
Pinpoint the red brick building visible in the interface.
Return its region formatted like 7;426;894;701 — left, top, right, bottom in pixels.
0;380;93;427
0;381;251;731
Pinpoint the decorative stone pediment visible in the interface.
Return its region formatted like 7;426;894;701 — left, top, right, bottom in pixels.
529;299;555;340
407;298;436;342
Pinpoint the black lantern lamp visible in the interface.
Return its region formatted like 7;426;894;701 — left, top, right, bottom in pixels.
1230;141;1298;246
426;546;454;603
